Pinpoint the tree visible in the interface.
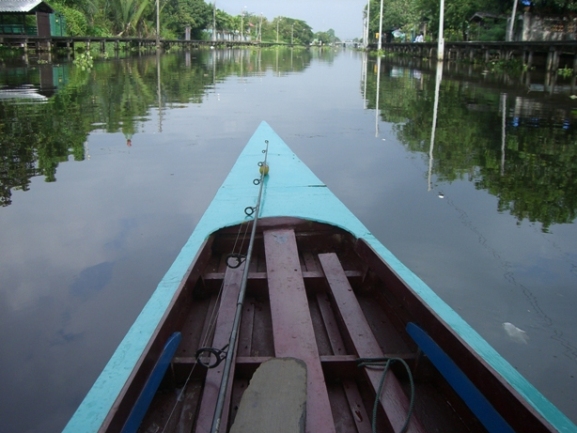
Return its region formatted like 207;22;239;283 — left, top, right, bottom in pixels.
163;0;212;39
111;0;151;36
366;0;420;42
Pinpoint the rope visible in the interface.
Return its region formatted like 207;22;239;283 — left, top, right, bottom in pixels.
357;357;416;433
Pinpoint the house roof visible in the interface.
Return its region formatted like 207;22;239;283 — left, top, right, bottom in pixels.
0;0;54;13
469;12;507;23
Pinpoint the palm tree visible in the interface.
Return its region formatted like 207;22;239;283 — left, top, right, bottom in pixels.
112;0;150;36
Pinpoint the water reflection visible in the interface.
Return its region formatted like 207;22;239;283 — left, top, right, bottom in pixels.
364;57;577;231
1;49;343;208
1;48;576;432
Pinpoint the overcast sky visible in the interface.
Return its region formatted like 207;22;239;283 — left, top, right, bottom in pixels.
213;0;367;40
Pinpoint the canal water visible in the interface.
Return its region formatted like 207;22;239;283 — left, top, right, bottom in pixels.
1;48;576;432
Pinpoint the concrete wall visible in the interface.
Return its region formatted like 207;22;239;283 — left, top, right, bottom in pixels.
520;12;577;41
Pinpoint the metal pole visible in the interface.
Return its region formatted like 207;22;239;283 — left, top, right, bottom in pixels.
213;2;216;42
364;0;370;47
437;0;445;60
156;0;160;48
508;0;519;41
259;13;263;42
377;0;383;50
276;17;280;43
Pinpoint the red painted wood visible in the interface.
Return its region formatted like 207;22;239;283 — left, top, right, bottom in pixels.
353;239;557;433
194;264;244;433
238;300;255;357
264;229;336;433
318;253;426;433
316;291;372;433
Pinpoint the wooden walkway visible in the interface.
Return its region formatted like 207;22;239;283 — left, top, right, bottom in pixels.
0;34;282;52
373;40;577;72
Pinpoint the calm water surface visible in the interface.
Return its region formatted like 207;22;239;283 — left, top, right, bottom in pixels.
1;48;577;432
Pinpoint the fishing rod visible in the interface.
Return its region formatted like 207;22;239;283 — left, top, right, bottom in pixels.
209;141;270;433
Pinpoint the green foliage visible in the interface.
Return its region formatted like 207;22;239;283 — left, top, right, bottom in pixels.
558;66;573;78
0;49;316;205
37;1;325;43
52;3;89;36
73;52;94;70
314;29;339;45
163;0;212;39
469;20;507;42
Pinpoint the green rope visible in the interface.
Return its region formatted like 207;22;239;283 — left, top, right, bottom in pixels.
357;357;416;433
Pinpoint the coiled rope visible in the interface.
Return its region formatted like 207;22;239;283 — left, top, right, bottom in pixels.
357;357;416;433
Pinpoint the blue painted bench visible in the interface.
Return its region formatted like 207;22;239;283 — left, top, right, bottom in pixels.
405;322;515;433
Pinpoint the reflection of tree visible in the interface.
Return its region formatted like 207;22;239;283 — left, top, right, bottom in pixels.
365;61;577;230
0;88;89;204
476;128;577;231
0;49;313;206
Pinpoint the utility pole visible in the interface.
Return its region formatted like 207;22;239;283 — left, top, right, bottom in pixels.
213;2;216;42
291;23;294;45
156;0;160;48
377;0;383;50
276;17;281;43
508;0;519;41
364;0;370;47
259;13;263;42
437;0;445;60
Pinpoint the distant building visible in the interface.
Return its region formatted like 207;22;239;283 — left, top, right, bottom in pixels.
0;0;55;37
468;12;508;41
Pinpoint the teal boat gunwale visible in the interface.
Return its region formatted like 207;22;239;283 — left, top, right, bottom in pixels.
64;121;576;433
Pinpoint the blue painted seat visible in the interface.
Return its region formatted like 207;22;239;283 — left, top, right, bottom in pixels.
405;322;515;433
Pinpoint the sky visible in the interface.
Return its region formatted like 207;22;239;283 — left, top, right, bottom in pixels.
213;0;367;40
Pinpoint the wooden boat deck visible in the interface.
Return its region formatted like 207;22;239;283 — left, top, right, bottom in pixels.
64;121;575;433
134;219;486;433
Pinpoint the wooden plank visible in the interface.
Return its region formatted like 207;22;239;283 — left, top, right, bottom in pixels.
353;239;558;433
316;292;371;433
264;229;336;433
238;299;255;357
318;253;426;433
194;263;245;433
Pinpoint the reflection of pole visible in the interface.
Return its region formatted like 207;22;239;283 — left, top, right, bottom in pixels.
375;56;382;137
437;0;445;60
501;93;507;176
213;48;216;85
377;0;384;50
428;62;443;191
362;52;368;109
157;50;163;133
